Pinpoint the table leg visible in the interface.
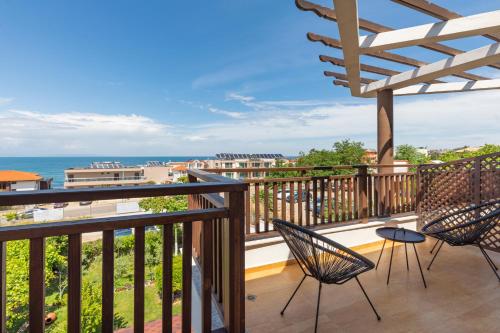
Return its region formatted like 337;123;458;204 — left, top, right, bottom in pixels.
413;243;427;288
376;239;386;270
387;240;395;285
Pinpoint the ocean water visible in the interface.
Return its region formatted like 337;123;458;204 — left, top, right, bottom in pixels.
0;156;211;188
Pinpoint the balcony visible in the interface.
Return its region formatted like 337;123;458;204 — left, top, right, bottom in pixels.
0;153;497;333
64;176;149;188
246;239;500;332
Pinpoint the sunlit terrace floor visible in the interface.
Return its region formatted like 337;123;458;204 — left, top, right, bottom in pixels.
245;238;500;333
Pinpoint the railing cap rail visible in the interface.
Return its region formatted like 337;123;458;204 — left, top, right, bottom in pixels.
0;208;227;241
202;163;420;173
0;181;245;206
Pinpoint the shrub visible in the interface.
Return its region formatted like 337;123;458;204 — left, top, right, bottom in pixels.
82;240;102;270
5;212;17;221
154;255;182;298
114;234;134;257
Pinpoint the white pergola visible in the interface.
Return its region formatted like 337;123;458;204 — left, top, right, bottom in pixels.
296;0;500;168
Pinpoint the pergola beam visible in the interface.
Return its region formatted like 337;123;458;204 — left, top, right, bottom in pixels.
331;0;361;96
308;32;489;81
295;0;500;70
393;79;500;96
361;43;500;96
324;71;375;84
391;0;500;42
359;10;500;53
319;55;445;84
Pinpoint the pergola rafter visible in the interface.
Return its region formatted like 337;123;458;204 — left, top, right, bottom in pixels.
319;55;445;84
296;0;500;70
295;0;500;171
391;0;500;42
308;32;487;81
358;10;500;53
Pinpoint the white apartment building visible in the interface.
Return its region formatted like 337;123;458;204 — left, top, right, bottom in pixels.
205;153;287;179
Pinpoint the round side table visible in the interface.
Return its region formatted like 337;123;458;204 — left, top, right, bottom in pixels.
375;227;427;288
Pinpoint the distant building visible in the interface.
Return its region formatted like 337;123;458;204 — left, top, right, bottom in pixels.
186;159;208;169
362;149;377;164
454;146;481;153
64;162;149;189
416;147;429;157
206;153;287;179
393;160;409;173
142;161;171;184
0;170;45;191
170;165;188;182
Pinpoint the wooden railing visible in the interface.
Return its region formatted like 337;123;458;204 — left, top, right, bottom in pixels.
417;152;500;252
0;177;247;333
204;165;417;238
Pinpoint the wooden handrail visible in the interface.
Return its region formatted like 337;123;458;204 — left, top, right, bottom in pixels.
202;164;420;173
0;181;245;206
0;208;227;242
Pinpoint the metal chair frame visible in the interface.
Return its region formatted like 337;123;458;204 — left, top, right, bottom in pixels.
422;200;500;281
273;219;381;333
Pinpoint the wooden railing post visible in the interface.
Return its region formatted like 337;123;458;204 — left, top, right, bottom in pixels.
356;165;369;223
0;242;6;333
223;188;246;333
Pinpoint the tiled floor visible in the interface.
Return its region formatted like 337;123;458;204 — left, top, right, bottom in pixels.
246;239;500;333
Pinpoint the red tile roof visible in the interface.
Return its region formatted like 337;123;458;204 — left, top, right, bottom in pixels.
0;170;42;182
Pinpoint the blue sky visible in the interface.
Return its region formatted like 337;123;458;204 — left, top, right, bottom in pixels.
0;0;499;156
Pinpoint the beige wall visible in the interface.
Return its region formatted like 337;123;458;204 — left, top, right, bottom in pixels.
143;166;171;184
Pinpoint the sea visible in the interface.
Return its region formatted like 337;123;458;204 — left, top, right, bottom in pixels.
0;156;212;189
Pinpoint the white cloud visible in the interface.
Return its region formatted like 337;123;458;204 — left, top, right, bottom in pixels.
1;91;498;156
0;97;14;105
208;107;246;119
184;91;500;153
0;110;176;156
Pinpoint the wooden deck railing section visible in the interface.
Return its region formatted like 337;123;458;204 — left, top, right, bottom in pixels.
417;152;500;252
0;178;247;333
204;165;417;238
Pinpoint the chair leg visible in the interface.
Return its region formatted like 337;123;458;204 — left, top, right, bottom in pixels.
427;240;444;270
355;276;381;321
314;282;322;333
280;275;307;315
479;245;498;271
375;239;386;270
478;245;500;282
429;239;440;254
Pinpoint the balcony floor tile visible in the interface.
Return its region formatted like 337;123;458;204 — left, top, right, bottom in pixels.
245;238;500;333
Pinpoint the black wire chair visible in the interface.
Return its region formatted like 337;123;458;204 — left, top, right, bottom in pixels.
273;219;380;333
421;199;500;281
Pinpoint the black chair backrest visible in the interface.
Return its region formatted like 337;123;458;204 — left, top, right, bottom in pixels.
273;219;373;283
422;200;500;245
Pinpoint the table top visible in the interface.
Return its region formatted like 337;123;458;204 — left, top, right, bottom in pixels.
376;227;426;243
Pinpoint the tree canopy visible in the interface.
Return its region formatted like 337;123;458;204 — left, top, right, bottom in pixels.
395;144;430;165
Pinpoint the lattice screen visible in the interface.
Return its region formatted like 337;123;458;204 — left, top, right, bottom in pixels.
417;152;500;252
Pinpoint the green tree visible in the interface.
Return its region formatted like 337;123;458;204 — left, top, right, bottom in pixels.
295;139;365;176
139;196;187;255
438;144;500;162
139;195;188;213
79;281;128;333
395;145;430;165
